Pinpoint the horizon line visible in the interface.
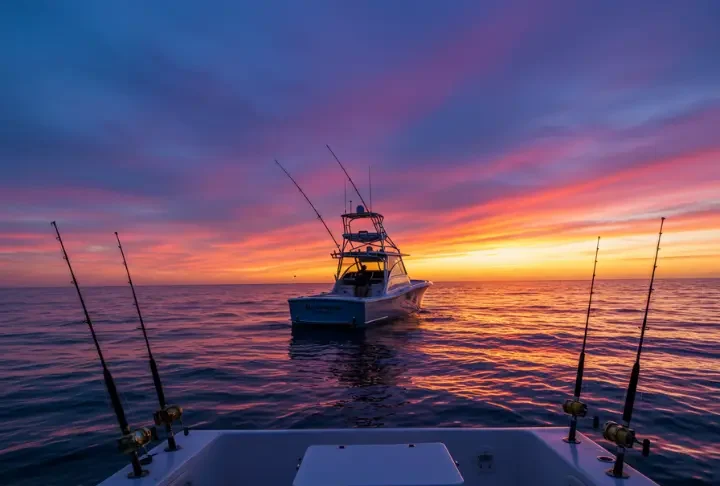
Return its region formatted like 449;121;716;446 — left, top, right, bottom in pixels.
1;276;718;290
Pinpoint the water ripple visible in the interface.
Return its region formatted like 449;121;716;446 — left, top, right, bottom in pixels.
0;280;718;485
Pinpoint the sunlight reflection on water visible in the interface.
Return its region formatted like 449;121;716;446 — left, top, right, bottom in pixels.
0;280;718;485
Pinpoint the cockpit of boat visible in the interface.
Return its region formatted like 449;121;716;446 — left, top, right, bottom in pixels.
333;254;411;297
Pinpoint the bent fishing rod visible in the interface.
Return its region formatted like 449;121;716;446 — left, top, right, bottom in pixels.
51;222;147;478
326;144;370;211
275;159;341;251
604;217;665;478
115;232;182;452
563;236;600;444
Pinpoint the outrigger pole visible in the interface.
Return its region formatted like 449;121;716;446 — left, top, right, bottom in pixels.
275;159;341;251
604;217;664;478
563;236;600;443
51;222;147;478
115;232;182;452
326;144;370;211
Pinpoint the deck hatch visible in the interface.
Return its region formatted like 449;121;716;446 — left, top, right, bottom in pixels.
293;442;464;486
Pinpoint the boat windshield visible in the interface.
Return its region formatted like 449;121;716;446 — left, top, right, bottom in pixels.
338;258;384;284
387;255;410;290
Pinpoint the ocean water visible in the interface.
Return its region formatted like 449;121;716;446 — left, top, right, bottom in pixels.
0;280;718;485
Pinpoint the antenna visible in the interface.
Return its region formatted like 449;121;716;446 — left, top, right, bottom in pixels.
604;217;665;478
115;232;183;452
275;159;341;250
344;179;347;214
369;165;373;212
51;222;148;478
563;236;600;443
326;144;369;210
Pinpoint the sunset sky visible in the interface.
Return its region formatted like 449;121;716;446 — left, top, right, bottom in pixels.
1;1;719;286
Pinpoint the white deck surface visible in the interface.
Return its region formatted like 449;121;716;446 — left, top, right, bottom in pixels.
99;427;658;486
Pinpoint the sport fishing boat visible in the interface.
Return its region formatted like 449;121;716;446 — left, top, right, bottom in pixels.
276;149;431;328
47;219;666;486
289;205;431;327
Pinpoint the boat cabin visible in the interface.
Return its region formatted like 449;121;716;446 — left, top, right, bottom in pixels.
332;252;411;297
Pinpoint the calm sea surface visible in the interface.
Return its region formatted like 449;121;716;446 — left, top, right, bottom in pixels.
0;281;718;485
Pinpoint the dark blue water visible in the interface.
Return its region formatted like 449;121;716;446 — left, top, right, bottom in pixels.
1;281;718;485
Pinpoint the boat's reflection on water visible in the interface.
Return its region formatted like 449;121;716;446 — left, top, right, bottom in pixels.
287;320;422;426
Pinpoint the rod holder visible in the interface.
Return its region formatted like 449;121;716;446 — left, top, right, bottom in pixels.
563;398;589;444
117;428;153;478
603;422;651;478
153;405;183;451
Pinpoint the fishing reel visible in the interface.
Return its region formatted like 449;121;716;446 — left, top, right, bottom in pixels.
603;421;650;457
153;404;183;427
118;427;156;455
153;405;184;451
563;399;587;417
562;398;600;444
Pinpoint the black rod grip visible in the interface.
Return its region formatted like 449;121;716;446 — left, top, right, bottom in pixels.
150;358;166;409
622;361;640;424
573;352;585;397
103;365;130;434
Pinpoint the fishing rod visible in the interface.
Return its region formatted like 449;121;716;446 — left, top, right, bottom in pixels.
51;222;148;478
115;232;182;452
604;217;664;478
275;159;341;251
563;236;600;444
326;144;370;211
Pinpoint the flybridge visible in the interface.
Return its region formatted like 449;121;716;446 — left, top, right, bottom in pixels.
335;205;404;257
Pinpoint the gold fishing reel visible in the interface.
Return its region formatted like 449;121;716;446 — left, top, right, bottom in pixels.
563;399;587;417
603;421;635;448
153;405;183;426
603;421;651;456
118;427;154;455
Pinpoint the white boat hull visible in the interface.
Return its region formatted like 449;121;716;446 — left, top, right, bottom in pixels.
289;280;431;327
99;427;658;486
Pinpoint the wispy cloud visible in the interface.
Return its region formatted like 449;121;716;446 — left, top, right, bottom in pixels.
1;1;719;285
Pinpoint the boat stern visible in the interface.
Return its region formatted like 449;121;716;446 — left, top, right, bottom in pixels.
289;296;366;327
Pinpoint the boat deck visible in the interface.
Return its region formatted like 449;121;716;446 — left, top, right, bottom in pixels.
100;427;656;486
